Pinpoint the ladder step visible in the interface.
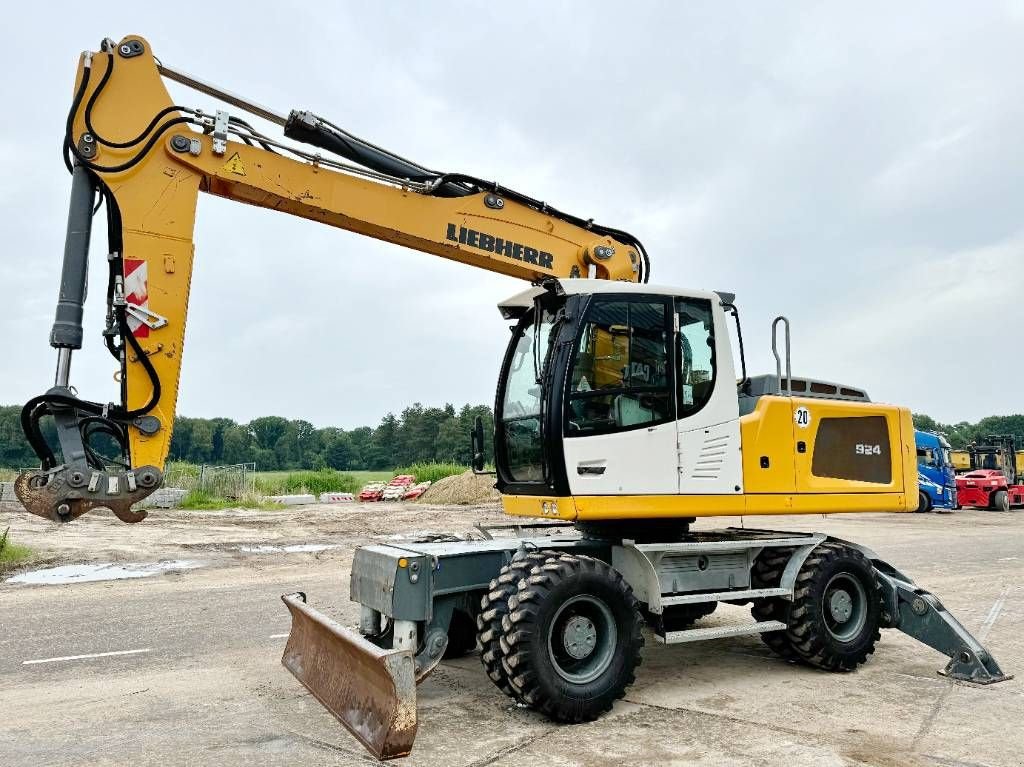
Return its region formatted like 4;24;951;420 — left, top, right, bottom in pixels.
660;587;789;606
658;620;786;644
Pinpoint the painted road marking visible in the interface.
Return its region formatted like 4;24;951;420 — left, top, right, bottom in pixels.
23;648;152;665
269;633;290;639
978;585;1010;642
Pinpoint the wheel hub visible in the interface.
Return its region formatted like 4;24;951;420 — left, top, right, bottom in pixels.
562;616;597;659
822;572;868;642
829;590;853;623
547;594;617;684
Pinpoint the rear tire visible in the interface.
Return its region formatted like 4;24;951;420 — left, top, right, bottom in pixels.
916;491;931;513
993;490;1010;512
477;551;556;699
750;547;800;660
501;554;643;722
786;542;880;671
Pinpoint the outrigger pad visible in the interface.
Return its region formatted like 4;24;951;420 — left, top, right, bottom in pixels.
873;562;1011;685
280;592;418;760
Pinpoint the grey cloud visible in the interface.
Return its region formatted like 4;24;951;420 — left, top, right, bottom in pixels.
0;2;1020;428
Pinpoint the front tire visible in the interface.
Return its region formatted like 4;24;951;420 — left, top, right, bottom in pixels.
916;491;931;513
786;542;881;671
477;551;556;698
501;554;643;722
993;490;1010;512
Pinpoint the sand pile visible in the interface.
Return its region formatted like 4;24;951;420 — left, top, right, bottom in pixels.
416;471;499;505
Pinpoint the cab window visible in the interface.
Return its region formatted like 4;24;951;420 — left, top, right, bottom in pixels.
676;298;716;418
567;298;672;435
917;447;937;468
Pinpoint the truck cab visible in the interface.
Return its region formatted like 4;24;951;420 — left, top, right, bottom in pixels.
915;430;957;511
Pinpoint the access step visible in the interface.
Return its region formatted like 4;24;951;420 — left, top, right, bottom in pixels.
660;586;789;606
657;619;786;644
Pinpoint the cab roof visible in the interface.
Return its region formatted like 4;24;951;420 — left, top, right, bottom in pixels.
498;279;734;318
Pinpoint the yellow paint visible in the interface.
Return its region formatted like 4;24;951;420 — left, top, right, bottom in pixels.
739;397;796;493
503;491;915;520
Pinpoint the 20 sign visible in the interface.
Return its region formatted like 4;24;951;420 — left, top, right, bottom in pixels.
794;406;811;428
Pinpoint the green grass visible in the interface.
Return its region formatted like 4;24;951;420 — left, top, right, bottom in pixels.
0;527;33;573
255;469;391;487
178;488;282;511
391;462;467;483
254;468;361;496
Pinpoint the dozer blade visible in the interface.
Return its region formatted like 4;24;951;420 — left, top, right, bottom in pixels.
280;592;417;760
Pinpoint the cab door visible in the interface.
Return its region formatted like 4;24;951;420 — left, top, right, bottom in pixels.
563;296;679;495
674;297;744;495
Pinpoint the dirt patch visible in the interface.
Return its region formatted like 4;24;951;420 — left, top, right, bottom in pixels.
416;471;499;505
0;500;508;572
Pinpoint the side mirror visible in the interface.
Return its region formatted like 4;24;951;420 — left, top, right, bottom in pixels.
470;415;487;473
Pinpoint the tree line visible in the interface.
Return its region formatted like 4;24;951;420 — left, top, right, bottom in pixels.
911;413;1024;449
1;404;1020;470
0;403;494;471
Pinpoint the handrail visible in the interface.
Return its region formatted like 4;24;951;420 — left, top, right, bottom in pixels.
771;316;792;396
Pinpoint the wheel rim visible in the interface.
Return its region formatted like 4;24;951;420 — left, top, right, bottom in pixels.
547;594;617;684
822;573;868;642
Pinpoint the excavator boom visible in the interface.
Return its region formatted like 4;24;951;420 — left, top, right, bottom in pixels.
17;35;644;523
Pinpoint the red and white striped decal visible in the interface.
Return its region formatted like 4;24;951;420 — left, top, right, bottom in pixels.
123;258;150;338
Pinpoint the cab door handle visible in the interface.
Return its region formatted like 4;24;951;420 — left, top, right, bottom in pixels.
577;465;606;475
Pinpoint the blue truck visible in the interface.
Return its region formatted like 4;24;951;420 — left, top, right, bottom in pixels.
915;430;958;511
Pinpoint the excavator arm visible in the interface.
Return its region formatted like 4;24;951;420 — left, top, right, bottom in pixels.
16;35;646;523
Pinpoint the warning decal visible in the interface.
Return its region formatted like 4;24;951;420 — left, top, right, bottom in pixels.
124;259;150;339
222;152;246;176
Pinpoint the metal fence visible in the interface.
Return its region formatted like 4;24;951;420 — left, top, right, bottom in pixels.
162;462;257;498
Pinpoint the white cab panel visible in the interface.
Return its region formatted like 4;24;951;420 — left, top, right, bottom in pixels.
565;420;680;495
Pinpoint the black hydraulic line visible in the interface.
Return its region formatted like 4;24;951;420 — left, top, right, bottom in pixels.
22;401;57;469
436;173;651;283
67;115;195;174
117;313;162;418
85;53;198;150
63;55;93;173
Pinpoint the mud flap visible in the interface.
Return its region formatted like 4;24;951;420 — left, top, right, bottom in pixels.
280;592;418;760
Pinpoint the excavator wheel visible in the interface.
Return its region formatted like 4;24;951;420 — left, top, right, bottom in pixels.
477;551;557;699
786;542;881;671
750;547;800;661
500;554;643;723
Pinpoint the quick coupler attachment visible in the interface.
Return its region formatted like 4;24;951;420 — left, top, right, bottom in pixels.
280;592;418;760
14;465;162;524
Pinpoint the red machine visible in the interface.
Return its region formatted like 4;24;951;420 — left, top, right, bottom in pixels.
955;435;1024;511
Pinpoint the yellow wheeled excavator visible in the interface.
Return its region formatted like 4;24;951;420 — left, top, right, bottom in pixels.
18;35;1008;760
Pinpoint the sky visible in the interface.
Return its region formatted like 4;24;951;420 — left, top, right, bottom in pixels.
1;2;1021;429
